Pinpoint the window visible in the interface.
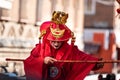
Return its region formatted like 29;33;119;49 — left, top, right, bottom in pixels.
84;0;96;15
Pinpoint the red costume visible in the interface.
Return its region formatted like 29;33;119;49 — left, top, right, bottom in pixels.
24;11;99;80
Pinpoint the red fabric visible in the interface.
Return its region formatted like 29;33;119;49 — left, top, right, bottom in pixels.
23;43;44;80
40;21;51;32
24;41;98;80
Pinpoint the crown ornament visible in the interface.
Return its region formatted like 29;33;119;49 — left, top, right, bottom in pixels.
51;11;68;24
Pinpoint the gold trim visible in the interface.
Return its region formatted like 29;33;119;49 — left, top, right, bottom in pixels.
39;30;46;39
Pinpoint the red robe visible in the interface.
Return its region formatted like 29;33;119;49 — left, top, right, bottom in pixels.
24;42;98;80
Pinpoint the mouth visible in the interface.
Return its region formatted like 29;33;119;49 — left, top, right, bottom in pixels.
54;46;59;49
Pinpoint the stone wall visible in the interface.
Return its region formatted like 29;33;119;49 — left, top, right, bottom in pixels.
0;21;39;76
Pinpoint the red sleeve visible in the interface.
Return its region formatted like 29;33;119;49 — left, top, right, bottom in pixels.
23;43;47;80
65;46;98;80
24;56;44;80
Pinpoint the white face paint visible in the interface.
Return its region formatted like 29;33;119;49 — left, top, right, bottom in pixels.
50;41;63;49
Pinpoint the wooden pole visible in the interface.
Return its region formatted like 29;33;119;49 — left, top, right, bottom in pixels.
57;60;120;63
6;58;24;61
6;58;120;63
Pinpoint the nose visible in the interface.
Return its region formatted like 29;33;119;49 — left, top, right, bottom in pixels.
54;42;59;46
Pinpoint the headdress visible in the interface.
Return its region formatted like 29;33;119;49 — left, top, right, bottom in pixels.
39;11;76;44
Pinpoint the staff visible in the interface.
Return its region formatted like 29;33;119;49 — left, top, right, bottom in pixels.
6;58;120;63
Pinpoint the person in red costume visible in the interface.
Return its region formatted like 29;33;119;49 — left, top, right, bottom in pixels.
24;11;104;80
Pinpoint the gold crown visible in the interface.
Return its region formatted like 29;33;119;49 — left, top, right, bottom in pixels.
51;11;68;24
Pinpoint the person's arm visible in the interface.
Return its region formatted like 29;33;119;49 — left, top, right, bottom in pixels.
65;46;99;80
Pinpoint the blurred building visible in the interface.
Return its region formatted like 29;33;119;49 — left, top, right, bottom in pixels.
84;0;120;74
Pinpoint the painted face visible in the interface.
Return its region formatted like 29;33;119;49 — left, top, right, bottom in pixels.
50;41;63;49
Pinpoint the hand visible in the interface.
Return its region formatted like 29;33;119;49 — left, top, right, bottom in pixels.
93;58;104;70
44;57;57;64
96;58;104;68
